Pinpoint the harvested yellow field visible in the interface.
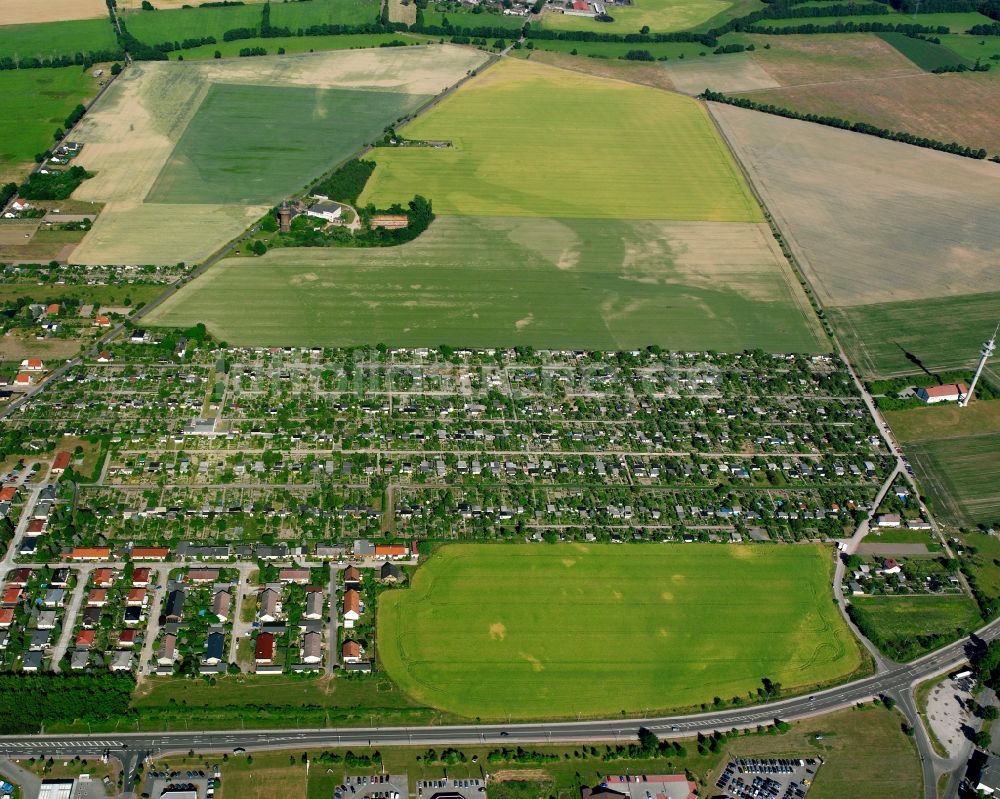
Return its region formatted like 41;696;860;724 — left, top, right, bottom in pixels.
0;0;108;23
710;101;1000;308
664;54;780;96
70;203;267;266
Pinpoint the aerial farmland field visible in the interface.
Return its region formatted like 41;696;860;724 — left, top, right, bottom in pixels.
68;46;486;265
361;58;761;221
828;292;1000;377
143;216;824;350
0;67;103;182
709;102;1000;309
378;544;865;719
0;0;109;23
0;17;119;61
538;0;732;34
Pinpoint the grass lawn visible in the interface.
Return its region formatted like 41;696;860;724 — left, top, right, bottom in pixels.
0;67;103;182
875;32;970;69
378;543;865;720
849;595;982;658
146;83;426;205
0;17;118;61
829;292;1000;378
718;705;922;799
361;58;761;221
145;216;825;352
938;32;1000;62
958;530;1000;601
538;0;733;35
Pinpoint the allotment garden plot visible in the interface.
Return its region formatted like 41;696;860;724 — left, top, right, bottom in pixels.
378;544;864;719
68;46;486;266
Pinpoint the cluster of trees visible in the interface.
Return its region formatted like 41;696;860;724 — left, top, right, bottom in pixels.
741;20;949;34
238;46;268;56
847;604;965;660
310;749;383;767
312;158;376;206
0;182;17;207
970;21;1000;32
143;35;217;54
486;747;561;764
932;59;992;72
0;674;135;734
19;166;92;200
701;90;991;160
223;26;258;41
0;48;124;71
525;28;716;46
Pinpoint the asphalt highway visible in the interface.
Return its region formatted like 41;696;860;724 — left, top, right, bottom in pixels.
2;617;998;761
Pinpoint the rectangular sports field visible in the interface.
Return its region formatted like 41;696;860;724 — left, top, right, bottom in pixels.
377;543;865;720
0;67;101;182
144;216;825;351
361;58;762;222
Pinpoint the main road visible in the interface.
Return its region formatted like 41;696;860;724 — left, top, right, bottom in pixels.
2;617;998;761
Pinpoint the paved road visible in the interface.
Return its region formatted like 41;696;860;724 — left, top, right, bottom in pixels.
1;617;997;762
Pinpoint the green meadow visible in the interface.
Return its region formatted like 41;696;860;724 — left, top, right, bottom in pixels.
122;0;378;44
377;543;865;719
361;57;761;221
0;68;100;181
538;0;732;34
146;83;426;204
145;215;824;351
0;17;118;61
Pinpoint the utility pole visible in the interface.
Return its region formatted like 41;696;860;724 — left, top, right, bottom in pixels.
960;322;998;407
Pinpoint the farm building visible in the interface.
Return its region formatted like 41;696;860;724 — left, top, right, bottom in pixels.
917;383;967;404
306;199;345;224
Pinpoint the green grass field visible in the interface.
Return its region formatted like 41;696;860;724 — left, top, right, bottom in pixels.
828;292;1000;378
849;595;982;654
907;435;1000;527
145;215;825;351
0;67;101;182
938;32;1000;62
876;32;970;69
123;0;378;45
538;0;732;34
377;543;864;720
361;58;761;221
525;36;736;58
0;18;119;61
146;83;426;204
421;9;525;29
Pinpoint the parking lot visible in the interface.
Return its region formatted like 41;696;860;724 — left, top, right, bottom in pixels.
715;757;822;799
340;773;409;799
416;777;487;799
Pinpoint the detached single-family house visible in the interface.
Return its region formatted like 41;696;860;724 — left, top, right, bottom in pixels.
341;639;363;664
50;451;71;475
126;588;146;607
212;589;231;622
87;588;108;607
164;589;186;622
258;588;280;623
343;566;361;587
279;568;310;585
379;562;405;584
203;631;225;666
110;651;133;672
301;631;322;665
255;632;275;665
343;589;361;622
132;567;151;587
158;634;177;666
75;630;96;650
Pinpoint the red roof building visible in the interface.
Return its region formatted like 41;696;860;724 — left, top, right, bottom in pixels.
0;608;13;627
126;588;146;606
131;547;169;560
68;547;111;560
374;544;408;559
46;303;60;316
255;632;275;664
87;588;108;606
1;587;22;606
26;519;45;535
94;315;111;327
51;451;71;474
132;568;151;587
75;630;96;648
7;569;31;587
186;568;220;583
92;568;115;587
0;486;17;502
118;629;137;647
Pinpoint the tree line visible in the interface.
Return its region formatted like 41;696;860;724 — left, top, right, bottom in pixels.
0;674;135;734
701;90;991;160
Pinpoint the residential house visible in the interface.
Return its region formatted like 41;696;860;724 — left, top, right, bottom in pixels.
164;589;186;622
254;632;275;665
212;588;231;622
304;589;324;621
126;588;146;607
343;566;361;586
279;568;310;584
379;562;405;584
157;634;177;666
87;588;108;607
203;631;225;666
75;630;96;650
341;639;363;664
343;589;361;622
118;629;137;648
50;451;71;475
110;651;133;671
92;568;115;587
258;588;280;623
301;631;322;665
